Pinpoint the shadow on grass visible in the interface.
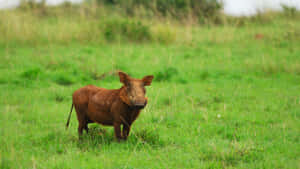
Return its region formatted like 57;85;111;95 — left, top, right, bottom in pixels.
128;129;166;148
76;126;167;150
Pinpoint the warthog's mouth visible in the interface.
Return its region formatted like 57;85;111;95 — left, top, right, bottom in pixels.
133;104;146;109
131;100;147;109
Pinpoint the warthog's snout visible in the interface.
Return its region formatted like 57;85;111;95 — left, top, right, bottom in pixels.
133;99;147;109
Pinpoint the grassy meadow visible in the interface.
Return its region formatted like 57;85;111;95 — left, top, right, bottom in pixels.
0;2;300;169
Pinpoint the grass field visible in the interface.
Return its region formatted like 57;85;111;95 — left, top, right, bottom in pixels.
0;8;300;169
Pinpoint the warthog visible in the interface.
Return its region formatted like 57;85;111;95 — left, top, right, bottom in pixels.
66;71;154;141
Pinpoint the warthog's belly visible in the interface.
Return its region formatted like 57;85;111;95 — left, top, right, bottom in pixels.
87;110;114;126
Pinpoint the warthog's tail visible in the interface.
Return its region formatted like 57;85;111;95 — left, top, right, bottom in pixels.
65;103;74;129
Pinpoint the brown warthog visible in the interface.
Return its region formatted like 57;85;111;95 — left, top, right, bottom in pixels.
66;71;154;141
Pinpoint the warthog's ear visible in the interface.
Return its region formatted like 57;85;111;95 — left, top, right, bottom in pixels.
119;71;130;85
142;75;154;86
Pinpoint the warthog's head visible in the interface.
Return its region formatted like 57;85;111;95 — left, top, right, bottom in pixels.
119;71;154;109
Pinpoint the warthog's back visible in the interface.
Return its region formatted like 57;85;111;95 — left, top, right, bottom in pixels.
72;85;103;107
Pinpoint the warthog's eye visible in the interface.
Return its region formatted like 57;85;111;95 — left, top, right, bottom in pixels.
126;86;130;92
126;83;132;93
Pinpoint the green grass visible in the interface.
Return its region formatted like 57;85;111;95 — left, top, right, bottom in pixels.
0;13;300;169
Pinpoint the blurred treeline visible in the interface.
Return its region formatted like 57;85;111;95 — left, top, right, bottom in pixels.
0;0;299;45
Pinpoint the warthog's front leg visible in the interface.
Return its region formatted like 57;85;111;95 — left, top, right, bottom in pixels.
122;124;131;140
113;122;122;142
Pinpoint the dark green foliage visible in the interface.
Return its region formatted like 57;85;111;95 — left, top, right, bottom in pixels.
18;0;222;22
282;4;297;17
21;68;42;80
199;71;210;80
53;74;74;86
19;0;48;16
19;0;46;10
155;67;178;81
102;18;152;42
54;94;65;102
97;0;222;20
